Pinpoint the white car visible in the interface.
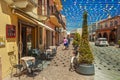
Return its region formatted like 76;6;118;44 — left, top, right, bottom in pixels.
95;38;109;46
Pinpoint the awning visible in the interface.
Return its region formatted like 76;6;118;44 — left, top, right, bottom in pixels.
37;21;55;31
49;15;62;27
12;7;54;31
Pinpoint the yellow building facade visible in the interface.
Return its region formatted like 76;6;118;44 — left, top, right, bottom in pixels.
0;0;18;78
0;0;50;79
0;0;65;79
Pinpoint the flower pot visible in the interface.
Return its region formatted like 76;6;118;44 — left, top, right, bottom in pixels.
75;64;95;75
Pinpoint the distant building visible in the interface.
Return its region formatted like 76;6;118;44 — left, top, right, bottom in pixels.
88;23;98;41
70;28;82;38
96;15;120;44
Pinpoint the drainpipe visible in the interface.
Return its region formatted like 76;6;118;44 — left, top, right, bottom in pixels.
0;56;2;80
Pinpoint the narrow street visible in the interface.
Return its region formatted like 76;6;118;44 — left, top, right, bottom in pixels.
34;43;94;80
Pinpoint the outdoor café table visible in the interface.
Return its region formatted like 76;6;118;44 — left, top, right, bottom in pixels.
21;56;35;73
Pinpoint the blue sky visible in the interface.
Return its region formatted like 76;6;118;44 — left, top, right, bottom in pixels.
61;0;120;31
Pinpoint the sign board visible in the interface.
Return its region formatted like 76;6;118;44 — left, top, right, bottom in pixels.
6;24;16;38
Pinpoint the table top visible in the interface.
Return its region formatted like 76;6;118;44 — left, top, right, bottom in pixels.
21;56;35;61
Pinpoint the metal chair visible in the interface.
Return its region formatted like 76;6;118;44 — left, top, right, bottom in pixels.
9;54;23;77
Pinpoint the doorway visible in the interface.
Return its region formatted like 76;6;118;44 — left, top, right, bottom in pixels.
18;21;36;57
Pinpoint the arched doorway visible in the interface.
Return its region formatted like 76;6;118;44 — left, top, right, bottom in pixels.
109;31;116;43
98;33;102;38
103;32;108;40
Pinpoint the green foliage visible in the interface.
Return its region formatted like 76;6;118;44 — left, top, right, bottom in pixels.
72;33;81;46
118;40;120;48
78;11;94;64
118;40;120;45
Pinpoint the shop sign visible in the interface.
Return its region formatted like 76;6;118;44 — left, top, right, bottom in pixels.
6;24;16;38
0;36;5;47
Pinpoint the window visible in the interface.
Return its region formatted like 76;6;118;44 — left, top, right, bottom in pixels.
114;21;118;26
105;23;108;27
39;27;43;44
110;21;113;27
100;25;103;29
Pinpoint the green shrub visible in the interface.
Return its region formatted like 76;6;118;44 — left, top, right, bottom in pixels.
78;11;94;64
118;40;120;48
72;33;81;47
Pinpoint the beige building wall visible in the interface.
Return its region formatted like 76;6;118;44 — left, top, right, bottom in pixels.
0;1;18;78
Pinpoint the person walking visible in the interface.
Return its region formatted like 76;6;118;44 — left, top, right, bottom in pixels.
63;37;68;50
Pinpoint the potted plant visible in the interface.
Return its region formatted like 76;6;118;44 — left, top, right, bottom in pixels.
118;40;120;48
72;33;81;50
75;11;94;75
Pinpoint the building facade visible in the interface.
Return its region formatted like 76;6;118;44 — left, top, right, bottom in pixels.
88;23;97;41
0;0;65;79
70;28;82;38
96;15;120;44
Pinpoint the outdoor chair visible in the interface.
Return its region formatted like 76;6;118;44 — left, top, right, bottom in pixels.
21;56;36;74
49;46;57;55
9;53;23;77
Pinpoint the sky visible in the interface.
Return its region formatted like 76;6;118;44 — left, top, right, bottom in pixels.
61;0;120;31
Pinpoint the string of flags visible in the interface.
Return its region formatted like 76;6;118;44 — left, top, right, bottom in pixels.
61;0;120;31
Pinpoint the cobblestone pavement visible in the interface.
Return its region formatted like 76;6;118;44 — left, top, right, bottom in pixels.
4;42;120;80
91;42;120;80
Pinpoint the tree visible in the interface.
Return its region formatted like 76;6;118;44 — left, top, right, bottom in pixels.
78;11;94;64
72;32;81;48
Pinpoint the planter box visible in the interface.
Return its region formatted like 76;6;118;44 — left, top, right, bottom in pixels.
76;64;95;75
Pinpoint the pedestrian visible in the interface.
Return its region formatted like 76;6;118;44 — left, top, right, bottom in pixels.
67;35;71;48
63;37;68;50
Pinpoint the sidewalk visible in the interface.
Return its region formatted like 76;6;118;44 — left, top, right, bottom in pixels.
4;43;94;80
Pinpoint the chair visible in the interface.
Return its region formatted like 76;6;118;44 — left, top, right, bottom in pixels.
20;56;36;74
9;53;23;77
49;46;57;55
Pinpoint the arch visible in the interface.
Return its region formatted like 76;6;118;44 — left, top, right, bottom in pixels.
109;31;116;43
98;33;102;38
103;32;108;40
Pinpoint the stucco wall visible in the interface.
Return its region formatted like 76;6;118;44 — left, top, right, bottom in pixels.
0;1;18;78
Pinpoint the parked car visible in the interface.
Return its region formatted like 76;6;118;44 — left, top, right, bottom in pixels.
95;38;109;46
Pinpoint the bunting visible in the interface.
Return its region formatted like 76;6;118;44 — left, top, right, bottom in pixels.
61;0;120;31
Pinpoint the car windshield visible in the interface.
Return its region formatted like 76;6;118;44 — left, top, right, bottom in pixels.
98;38;107;41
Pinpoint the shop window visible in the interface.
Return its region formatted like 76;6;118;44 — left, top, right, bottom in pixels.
39;27;43;44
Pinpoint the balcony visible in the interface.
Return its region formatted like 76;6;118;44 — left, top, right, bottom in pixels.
4;0;37;11
49;15;62;27
53;0;62;11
